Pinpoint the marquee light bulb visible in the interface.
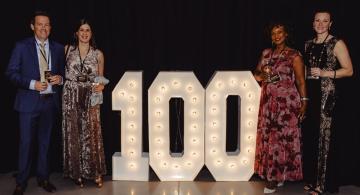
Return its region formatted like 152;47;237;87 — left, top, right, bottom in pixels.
191;96;197;103
155;123;163;130
128;81;136;88
155;96;161;103
216;81;223;89
191;124;198;130
172;80;180;87
186;85;193;92
229;163;236;168
192;138;198;144
211;93;217;100
247;120;253;127
118;90;126;97
156;138;162;144
247;92;254;100
211;136;217;142
212;121;217;127
128;150;135;156
129;95;136;102
160;85;167;92
129;137;135;143
241;81;248;88
155;110;162;117
128;108;136;116
128;123;136;129
230;79;237;86
191;110;198;118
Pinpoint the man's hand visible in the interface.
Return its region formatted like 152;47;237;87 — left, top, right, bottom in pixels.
35;81;48;91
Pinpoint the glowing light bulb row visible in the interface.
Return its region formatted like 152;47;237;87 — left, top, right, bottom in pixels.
157;82;197;93
214;79;250;90
112;72;148;181
159;161;195;169
209;147;253;156
117;90;138;103
213;158;250;167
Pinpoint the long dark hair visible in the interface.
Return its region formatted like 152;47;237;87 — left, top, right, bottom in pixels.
70;18;97;51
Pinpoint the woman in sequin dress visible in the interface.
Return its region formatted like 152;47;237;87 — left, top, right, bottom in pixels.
302;10;353;195
253;22;307;194
62;18;108;188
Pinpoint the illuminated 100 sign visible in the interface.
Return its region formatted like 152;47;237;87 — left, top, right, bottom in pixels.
112;71;260;181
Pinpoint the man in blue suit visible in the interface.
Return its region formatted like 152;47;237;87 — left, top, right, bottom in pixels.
6;11;64;195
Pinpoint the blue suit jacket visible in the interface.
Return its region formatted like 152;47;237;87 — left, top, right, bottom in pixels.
6;37;65;112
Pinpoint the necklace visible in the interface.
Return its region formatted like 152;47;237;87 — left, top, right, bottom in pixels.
308;33;329;68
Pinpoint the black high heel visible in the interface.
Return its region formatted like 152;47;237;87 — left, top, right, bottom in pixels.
304;184;313;191
308;188;323;195
73;178;84;188
308;186;323;195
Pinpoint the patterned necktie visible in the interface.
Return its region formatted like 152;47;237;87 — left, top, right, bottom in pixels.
39;42;48;82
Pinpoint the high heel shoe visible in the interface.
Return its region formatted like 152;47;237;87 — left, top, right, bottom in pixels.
94;176;103;188
264;181;277;194
304;184;313;191
73;178;84;188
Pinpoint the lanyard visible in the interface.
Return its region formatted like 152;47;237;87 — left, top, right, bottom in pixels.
35;41;50;65
78;46;90;72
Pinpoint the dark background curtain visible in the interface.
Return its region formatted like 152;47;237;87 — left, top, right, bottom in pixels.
1;0;359;186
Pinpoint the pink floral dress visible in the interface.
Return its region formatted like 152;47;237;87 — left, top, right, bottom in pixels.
254;48;303;182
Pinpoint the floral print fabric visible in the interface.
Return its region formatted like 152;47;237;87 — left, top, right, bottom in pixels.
254;48;303;182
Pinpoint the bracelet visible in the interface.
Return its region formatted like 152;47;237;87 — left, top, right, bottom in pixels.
333;70;336;79
300;97;309;101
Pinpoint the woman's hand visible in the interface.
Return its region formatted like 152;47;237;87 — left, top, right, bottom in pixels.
49;75;62;85
92;83;105;93
310;67;322;77
253;69;270;82
298;103;307;121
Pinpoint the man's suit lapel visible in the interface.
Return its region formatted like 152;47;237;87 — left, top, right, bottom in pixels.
49;41;57;72
27;37;40;75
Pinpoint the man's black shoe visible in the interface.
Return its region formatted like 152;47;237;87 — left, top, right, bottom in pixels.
38;180;56;193
13;185;24;195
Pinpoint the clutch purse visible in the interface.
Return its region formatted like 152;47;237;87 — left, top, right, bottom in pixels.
90;76;110;106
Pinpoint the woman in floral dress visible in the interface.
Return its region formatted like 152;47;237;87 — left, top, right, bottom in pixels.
253;22;307;193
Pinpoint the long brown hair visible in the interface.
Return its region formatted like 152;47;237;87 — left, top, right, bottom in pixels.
70;18;97;51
